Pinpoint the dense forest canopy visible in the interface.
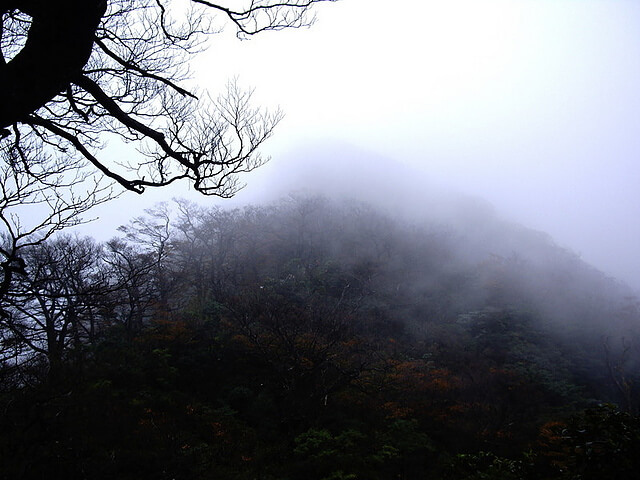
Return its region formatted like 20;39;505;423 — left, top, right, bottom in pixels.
2;193;639;479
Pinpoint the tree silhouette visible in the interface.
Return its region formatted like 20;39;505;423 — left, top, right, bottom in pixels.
0;0;333;300
1;0;333;194
1;236;105;382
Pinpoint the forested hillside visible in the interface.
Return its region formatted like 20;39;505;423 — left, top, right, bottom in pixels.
2;194;640;479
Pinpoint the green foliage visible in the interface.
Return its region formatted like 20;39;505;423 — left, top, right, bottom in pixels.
446;451;531;480
293;428;371;479
537;404;640;479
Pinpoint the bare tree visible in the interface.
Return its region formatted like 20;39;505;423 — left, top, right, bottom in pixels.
101;238;159;336
0;236;105;383
117;203;180;316
0;0;334;301
0;139;114;301
0;0;334;195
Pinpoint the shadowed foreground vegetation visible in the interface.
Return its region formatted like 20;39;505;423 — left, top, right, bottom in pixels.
2;195;640;479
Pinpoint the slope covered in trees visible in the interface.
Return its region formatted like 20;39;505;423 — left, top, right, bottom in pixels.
1;194;640;479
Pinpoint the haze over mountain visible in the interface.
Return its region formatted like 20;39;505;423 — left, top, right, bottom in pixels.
83;139;639;295
188;0;640;294
209;140;640;293
73;0;640;292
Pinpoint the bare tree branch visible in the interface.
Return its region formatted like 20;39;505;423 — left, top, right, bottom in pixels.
0;0;334;303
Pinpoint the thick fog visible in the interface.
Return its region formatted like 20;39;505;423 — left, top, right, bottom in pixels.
82;0;640;290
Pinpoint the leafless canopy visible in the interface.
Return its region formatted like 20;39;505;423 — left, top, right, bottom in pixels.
0;0;334;299
0;0;334;196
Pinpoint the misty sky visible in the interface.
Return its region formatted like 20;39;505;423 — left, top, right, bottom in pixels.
88;0;640;290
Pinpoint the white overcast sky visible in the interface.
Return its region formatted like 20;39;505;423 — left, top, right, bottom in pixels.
88;0;640;289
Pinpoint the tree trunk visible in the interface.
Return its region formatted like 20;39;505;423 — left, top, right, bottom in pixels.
0;0;107;128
